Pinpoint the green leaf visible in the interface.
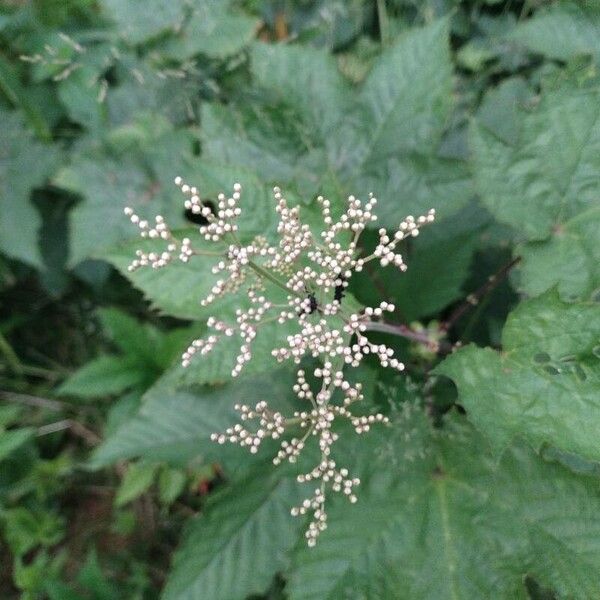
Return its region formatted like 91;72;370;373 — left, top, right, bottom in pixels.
55;117;196;266
287;416;600;599
470;84;600;299
509;5;600;62
356;152;473;224
349;18;453;167
158;467;186;505
90;368;298;470
100;0;187;44
436;290;600;461
201;18;471;225
163;470;304;600
114;462;158;507
518;207;600;301
175;318;297;386
57;355;146;399
57;157;172;267
0;56;52;140
0;428;34;462
57;65;105;133
476;77;534;145
353;203;486;321
1;507;64;556
162;3;258;60
97;307;184;370
77;549;119;600
0;109;61;267
97;308;153;359
251;42;351;142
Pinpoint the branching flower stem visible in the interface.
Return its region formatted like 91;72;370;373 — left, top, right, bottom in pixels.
124;179;436;546
362;320;449;351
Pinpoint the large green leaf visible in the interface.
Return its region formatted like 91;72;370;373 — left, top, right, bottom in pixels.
163;470;303;600
470;84;600;300
509;4;600;62
436;290;600;461
0;109;60;267
162;3;258;60
55;120;196;266
90;368;298;470
349;201;489;321
200;18;471;223
517;206;600;301
287;416;600;599
96;366;600;600
347;17;453;167
251;42;351;142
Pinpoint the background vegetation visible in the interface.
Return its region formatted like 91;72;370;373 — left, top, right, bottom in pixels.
1;0;600;598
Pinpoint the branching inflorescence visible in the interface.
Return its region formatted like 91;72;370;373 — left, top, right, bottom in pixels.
124;179;435;546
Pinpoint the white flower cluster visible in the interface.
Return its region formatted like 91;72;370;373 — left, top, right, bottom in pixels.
124;179;435;546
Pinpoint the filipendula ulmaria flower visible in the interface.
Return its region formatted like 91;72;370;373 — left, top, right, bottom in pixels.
124;179;435;546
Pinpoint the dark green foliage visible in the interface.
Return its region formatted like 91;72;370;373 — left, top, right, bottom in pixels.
1;1;599;598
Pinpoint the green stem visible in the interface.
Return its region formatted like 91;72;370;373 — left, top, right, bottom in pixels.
248;260;302;298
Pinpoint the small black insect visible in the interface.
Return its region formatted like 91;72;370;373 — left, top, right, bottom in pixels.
308;293;318;314
334;278;346;302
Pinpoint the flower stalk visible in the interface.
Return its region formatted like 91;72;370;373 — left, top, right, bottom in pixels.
124;179;436;546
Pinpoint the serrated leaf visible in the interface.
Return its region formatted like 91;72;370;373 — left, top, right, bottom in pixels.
470;84;600;299
476;77;533;145
251;42;351;142
163;470;304;600
349;18;453;167
356;152;473;223
57;118;199;267
0;109;61;267
98;308;154;360
57;154;159;267
104;233;217;321
90;368;298;470
351;202;488;321
518;206;600;301
97;307;186;371
287;416;600;599
175;318;298;386
201;18;471;224
57;355;146;399
436;290;600;461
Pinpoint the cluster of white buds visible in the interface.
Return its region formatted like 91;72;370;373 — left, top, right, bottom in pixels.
211;401;286;454
124;176;435;545
374;209;435;269
123;207;179;270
